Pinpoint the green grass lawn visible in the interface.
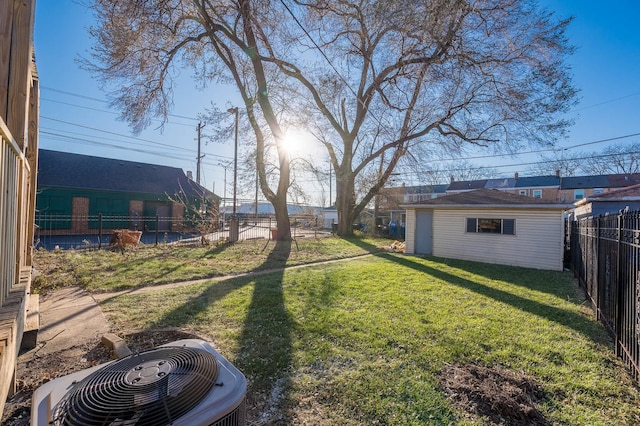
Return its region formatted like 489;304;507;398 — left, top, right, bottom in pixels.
55;239;640;425
32;236;388;292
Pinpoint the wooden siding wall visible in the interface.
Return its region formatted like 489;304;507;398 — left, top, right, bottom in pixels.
0;0;38;417
410;208;564;271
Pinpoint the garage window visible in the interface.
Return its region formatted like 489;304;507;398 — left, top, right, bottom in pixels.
466;218;515;235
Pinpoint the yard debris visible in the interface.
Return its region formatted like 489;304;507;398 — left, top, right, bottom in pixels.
390;240;405;253
109;229;142;253
438;362;548;425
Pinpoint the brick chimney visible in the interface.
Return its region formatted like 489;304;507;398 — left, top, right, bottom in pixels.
555;169;561;178
187;171;193;180
450;175;455;183
514;172;519;180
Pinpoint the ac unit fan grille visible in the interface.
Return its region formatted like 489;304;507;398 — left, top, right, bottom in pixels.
51;346;219;426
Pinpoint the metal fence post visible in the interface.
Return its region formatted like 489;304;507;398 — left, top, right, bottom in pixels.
155;215;159;246
595;216;600;320
98;213;103;249
615;213;623;356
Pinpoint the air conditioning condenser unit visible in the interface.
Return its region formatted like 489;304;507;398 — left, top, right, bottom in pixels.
31;339;247;426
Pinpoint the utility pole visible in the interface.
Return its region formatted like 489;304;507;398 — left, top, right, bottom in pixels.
227;107;240;243
196;122;206;184
227;108;239;216
329;160;333;207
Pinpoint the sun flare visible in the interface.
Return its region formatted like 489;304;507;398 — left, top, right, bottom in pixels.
280;128;321;158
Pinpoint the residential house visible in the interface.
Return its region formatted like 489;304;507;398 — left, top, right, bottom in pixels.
558;174;610;203
446;178;488;194
485;177;516;191
559;173;640;203
391;171;640;207
36;149;219;235
403;184;449;202
403;189;572;271
509;174;560;201
573;183;640;220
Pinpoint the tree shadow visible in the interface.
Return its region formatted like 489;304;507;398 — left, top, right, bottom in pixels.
335;236;387;254
375;252;608;344
105;241;237;290
427;255;579;299
143;240;295;424
235;240;294;422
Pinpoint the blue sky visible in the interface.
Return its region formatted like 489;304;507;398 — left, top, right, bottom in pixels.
33;1;640;203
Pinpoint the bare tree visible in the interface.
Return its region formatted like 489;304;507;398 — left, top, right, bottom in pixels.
86;0;577;237
526;151;584;177
86;0;300;240
409;160;498;185
581;142;640;175
268;0;577;234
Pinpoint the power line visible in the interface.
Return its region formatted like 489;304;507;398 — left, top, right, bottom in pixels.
572;90;640;113
40;115;234;161
40;130;246;172
40;132;198;163
40;97;196;128
278;0;386;126
395;149;640;179
41;86;200;122
40;126;195;153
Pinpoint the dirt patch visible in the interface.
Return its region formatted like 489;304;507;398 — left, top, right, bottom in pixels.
438;362;548;425
2;328;203;426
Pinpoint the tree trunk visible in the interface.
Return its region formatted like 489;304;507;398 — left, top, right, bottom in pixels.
273;187;291;241
335;166;357;236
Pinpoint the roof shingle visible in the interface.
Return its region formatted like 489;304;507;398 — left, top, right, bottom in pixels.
38;149;216;199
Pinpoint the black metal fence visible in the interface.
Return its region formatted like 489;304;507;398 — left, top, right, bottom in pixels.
570;211;640;380
34;213;329;250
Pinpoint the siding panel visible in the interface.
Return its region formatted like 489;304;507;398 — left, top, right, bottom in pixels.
431;209;564;270
405;209;416;254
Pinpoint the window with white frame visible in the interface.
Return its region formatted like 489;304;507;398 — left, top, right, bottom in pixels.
466;218;515;235
519;190;527;196
574;189;585;200
533;189;542;199
593;188;604;195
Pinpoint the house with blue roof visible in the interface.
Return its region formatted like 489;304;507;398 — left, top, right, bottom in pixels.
446;179;488;193
511;174;561;200
559;174;640;203
403;184;449;202
36;149;219;235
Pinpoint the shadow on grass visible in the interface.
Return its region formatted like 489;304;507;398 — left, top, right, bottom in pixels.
376;252;608;343
236;240;295;422
103;241;237;290
145;240;295;423
341;237;603;340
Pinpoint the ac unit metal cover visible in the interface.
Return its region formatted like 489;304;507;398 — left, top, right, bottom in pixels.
31;339;247;426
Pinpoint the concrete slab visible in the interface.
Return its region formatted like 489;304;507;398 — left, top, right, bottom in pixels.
35;287;110;356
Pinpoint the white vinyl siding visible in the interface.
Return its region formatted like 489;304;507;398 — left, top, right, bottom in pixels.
405;209;416;254
427;208;564;270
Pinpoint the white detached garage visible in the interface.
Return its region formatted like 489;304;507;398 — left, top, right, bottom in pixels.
403;189;572;271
